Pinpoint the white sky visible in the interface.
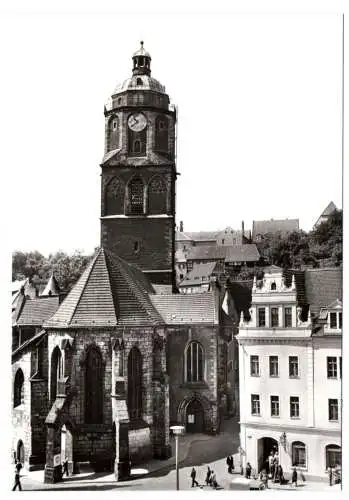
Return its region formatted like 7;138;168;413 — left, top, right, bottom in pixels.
0;2;344;256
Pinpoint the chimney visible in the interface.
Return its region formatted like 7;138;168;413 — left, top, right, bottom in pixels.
179;220;183;232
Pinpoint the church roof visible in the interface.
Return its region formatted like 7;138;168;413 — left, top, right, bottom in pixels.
44;248;163;328
17;296;61;326
150;292;218;324
112;74;166;95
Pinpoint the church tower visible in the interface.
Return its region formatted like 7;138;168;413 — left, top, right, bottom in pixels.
100;42;177;289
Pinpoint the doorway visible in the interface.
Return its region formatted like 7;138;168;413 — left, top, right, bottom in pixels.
257;437;278;472
186;399;204;433
60;423;73;476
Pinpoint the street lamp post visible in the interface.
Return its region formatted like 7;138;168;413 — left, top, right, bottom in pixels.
170;425;185;490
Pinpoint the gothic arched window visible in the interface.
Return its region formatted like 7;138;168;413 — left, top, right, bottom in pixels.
155;115;169;154
85;346;103;424
14;369;24;407
50;346;63;401
107;115;119;152
148;175;167;214
105;176;125;215
185;341;204;383
127;347;142;420
128;177;144;215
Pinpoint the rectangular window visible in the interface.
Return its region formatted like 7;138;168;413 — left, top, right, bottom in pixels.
289;356;299;378
271;307;279;327
284;307;292;328
339;312;342;329
327;357;337;378
290;396;300;418
258;308;266;327
269;356;279;377
251;394;260;415
330;312;337;328
270;395;279;417
250;355;260;376
328;399;339;421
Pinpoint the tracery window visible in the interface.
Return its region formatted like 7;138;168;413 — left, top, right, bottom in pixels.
127;347;143;420
148;175;167;214
85;346;103;424
50;346;63;401
185;341;204;382
105;176;125;215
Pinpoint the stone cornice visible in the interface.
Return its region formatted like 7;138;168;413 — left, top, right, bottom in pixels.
239;420;340;436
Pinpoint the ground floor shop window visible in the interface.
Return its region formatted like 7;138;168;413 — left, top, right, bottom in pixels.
292;441;306;467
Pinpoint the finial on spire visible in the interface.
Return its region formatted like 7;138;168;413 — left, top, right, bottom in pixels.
140;40;144;47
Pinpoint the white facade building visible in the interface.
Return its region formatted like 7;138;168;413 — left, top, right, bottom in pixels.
237;266;342;480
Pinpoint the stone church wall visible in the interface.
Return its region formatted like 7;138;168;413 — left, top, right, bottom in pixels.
12;354;32;468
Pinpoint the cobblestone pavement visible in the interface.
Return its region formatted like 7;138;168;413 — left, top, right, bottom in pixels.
11;419;339;492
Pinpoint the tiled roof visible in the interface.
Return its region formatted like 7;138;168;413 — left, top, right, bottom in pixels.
252;219;299;237
185;231;218;242
321;201;337;217
150;292;217;324
40;274;60;296
17;296;61;326
152;284;173;295
186;245;226;261
175;231;193;242
304;268;342;315
44;248;163;328
186;244;260;263
101;148;121;165
225;245;260;263
12;329;46;358
181;261;217;282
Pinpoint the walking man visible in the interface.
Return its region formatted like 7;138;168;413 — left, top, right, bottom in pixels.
190;467;199;487
205;466;212;486
245;462;252;479
226;455;232;474
12;460;23;491
291;467;298;487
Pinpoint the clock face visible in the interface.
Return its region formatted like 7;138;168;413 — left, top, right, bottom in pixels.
128;113;147;132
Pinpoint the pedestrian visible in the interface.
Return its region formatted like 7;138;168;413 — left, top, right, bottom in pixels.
245;462;252;479
291;467;298;487
259;468;268;489
12;461;23;491
205;466;212;486
190;467;199;487
226;455;231;473
211;471;218;489
278;464;284;484
268;451;274;478
63;459;69;477
230;455;235;472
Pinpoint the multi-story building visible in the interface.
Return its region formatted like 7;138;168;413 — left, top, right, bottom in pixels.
237;266;342;480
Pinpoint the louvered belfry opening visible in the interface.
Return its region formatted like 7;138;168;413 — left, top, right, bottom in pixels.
127;346;143;420
85;346;103;424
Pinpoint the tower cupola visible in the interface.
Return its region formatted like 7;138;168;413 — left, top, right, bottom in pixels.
132;41;151;76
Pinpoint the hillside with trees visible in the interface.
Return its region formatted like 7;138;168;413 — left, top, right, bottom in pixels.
12;210;342;292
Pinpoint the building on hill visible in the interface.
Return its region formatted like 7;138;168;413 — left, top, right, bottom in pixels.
237;266;342;480
186;244;260;273
252;218;299;242
313;201;338;229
